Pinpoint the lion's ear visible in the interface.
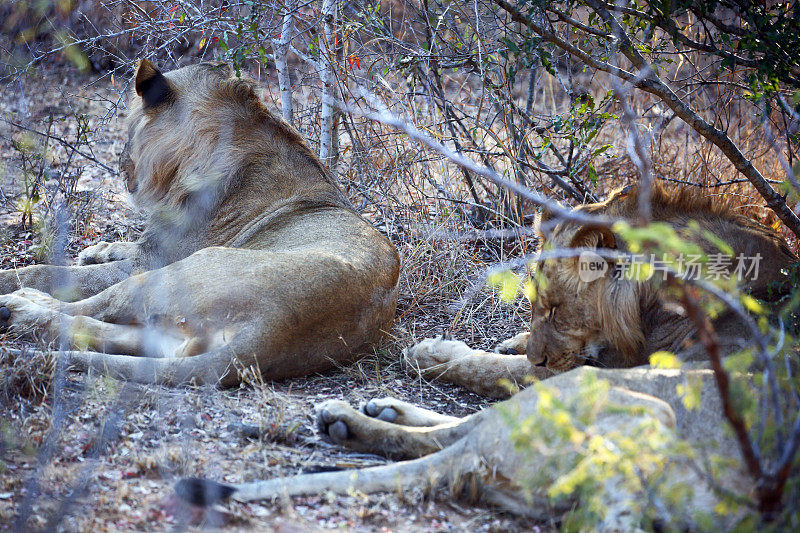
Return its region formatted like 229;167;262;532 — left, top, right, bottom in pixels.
569;225;616;249
135;59;173;109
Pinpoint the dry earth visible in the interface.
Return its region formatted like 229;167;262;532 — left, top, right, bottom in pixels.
0;66;546;531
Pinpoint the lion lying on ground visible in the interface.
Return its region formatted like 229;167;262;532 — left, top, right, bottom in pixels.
181;367;744;529
179;185;796;528
403;184;798;397
0;60;399;386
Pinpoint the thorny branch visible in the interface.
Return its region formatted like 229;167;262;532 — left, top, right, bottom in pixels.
2;118;116;174
492;0;800;239
328;90;614;229
677;281;800;518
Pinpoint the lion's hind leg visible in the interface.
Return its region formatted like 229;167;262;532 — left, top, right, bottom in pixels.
0;290;198;358
315;399;482;459
361;397;460;426
0;289;245;386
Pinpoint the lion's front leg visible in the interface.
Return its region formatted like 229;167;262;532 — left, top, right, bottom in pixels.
77;241;139;265
0;260;134;300
495;332;530;355
403;336;552;398
315;400;476;459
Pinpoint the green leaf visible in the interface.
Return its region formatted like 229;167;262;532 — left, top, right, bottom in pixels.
522;278;537;302
588;165;598;185
650;351;681;369
723;349;754;373
701;229;734;257
778;173;800;204
740;295;765;315
676;376;703;411
487;270;520;302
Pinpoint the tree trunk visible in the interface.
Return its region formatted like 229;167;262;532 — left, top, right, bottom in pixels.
274;0;297;123
319;0;339;176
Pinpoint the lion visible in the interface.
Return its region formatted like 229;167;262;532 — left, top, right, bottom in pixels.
0;60;400;386
177;185;796;528
179;367;751;529
401;184;799;397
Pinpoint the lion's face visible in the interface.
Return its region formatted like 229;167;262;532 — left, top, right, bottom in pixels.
526;200;647;371
526;260;609;371
525;183;800;372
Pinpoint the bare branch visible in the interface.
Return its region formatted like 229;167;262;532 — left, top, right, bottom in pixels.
330;91;613;228
492;0;800;239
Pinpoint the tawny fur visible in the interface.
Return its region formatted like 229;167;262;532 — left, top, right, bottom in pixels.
0;60;400;386
531;183;797;370
184;367;751;530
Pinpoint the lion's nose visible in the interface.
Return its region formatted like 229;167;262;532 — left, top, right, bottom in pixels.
526;330;547;366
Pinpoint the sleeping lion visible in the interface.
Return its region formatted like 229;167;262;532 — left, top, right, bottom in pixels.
402;184;799;397
0;60;400;386
180;185;798;529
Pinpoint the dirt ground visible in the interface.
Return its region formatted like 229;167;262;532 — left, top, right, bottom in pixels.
0;67;547;531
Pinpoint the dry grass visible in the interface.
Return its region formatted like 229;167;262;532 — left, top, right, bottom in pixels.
0;347;56;404
0;42;797;530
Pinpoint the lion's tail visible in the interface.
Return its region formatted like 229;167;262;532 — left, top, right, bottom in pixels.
174;444;475;505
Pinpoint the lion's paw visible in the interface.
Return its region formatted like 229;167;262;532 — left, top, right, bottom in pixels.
315;400;360;445
495;332;530;355
403;336;476;374
77;241;137;265
0;293;55;333
361;398;402;423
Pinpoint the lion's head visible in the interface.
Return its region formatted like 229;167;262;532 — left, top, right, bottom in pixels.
526;212;646;372
121;59;337;215
525;184;797;372
121;60;241;208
